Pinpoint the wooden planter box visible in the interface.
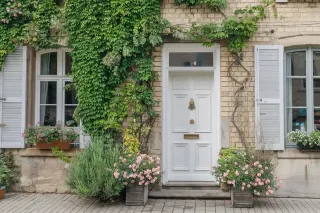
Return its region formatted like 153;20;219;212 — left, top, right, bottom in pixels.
231;187;253;208
36;140;72;150
126;184;148;206
0;189;5;200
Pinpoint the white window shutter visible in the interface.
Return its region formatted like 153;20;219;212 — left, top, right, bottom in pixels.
0;46;27;148
255;45;284;150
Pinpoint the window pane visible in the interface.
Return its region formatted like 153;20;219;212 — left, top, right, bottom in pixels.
65;106;78;127
169;52;213;67
40;106;57;126
286;51;306;76
65;82;78;104
314;79;320;107
41;52;57;75
286;78;306;106
314;109;320;130
287;108;307;132
65;52;72;75
40;81;57;104
313;51;320;76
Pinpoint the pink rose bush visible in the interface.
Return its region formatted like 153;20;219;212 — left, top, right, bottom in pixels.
113;154;161;186
212;148;281;196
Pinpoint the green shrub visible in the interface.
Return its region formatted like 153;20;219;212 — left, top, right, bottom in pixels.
66;136;124;200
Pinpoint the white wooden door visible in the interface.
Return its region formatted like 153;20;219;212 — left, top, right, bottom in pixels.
168;72;215;181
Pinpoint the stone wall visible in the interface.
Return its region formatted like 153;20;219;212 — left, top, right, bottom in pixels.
11;149;78;193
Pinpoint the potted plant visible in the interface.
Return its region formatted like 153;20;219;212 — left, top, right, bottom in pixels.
113;154;161;206
287;130;320;150
212;148;280;208
0;159;12;200
24;122;79;150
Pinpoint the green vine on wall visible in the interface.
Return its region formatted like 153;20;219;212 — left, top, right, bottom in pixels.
65;0;169;148
0;0;63;68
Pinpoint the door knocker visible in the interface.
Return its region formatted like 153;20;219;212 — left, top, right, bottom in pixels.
188;98;195;110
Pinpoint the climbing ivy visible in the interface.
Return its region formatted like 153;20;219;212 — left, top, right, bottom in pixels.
65;0;169;140
175;0;227;10
0;0;62;68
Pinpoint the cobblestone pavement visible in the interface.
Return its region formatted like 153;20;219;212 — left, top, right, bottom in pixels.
1;193;320;213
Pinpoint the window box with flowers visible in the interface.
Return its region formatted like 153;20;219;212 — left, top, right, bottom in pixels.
212;148;281;208
23;122;79;150
113;154;161;206
287;130;320;151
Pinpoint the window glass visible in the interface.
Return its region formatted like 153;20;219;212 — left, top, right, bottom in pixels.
65;52;72;75
286;51;306;76
64;82;78;127
287;108;307;132
40;82;57;104
286;79;306;107
313;51;320;76
40;106;57;126
169;52;213;67
314;79;320;107
314;109;320;130
41;52;57;75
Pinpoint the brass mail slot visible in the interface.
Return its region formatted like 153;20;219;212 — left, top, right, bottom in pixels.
184;134;199;139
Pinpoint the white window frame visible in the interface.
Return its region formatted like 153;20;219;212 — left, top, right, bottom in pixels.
285;48;320;144
35;48;74;126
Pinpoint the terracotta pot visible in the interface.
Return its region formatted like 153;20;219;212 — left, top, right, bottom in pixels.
54;141;72;150
36;141;56;150
231;187;253;208
0;189;5;200
36;140;72;150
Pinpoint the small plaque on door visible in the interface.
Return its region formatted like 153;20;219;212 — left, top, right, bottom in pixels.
184;134;199;139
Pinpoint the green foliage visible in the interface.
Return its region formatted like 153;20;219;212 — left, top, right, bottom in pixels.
186;0;275;53
24;122;79;145
65;0;168;137
0;151;18;190
287;130;320;149
123;129;140;155
51;147;71;163
175;0;226;9
67;136;124;200
0;0;62;68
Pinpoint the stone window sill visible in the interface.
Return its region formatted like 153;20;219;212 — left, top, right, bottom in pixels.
277;149;320;159
19;148;82;157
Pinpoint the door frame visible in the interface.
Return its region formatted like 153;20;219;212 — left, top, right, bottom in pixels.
162;43;221;184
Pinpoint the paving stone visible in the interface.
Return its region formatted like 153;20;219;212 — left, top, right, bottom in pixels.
0;193;319;213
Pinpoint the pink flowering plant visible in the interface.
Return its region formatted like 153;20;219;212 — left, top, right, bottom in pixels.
113;154;161;187
212;148;281;196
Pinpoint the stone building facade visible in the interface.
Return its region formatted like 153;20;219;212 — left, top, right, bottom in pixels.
2;0;320;197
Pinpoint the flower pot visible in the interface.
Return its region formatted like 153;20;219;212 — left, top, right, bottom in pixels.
0;189;5;200
36;142;56;150
54;141;72;150
231;187;253;208
126;184;148;206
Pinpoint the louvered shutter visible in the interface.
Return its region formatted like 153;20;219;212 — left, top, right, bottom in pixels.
255;45;284;150
0;46;27;148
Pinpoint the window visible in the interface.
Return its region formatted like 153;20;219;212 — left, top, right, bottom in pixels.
36;49;78;127
286;48;320;136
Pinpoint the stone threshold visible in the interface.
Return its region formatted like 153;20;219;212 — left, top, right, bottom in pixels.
149;189;231;199
18;148;82;157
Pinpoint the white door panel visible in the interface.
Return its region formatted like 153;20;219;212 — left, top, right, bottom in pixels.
168;73;215;181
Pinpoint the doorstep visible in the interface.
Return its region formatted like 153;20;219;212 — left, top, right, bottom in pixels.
149;182;230;199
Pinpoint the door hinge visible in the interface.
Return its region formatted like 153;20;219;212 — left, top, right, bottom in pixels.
0;98;6;101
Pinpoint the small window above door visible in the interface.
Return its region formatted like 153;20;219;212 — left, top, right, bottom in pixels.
169;52;213;67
